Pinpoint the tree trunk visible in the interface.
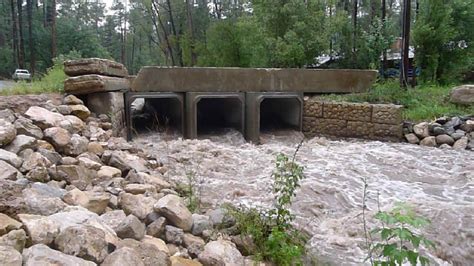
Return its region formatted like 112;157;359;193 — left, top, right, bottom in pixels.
352;0;358;64
10;0;18;68
151;0;175;65
400;0;411;88
381;0;387;78
51;0;56;59
27;0;35;75
166;0;183;66
16;0;25;68
185;0;197;66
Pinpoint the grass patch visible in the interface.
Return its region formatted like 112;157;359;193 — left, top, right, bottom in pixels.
1;63;66;96
319;80;474;121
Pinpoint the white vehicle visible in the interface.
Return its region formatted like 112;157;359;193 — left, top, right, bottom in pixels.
12;69;31;82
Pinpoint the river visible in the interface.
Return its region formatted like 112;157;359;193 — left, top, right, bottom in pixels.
134;130;473;265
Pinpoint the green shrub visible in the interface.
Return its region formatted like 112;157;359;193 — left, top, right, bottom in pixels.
1;50;81;96
320;80;474;121
227;146;307;265
367;203;435;266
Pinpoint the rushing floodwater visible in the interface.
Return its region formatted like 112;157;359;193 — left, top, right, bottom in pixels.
134;130;473;265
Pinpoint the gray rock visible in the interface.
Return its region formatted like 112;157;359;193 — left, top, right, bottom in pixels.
183;233;205;258
26;167;50;182
439;144;452;149
99;210;127;231
4;135;36;154
207;208;234;228
37;148;62;165
107;151;148;173
198;240;244;266
24;106;65;129
192;214;213;236
13;117;43;139
64;134;89;156
23;184;67;215
154;194;193;231
444;116;463;128
0;109;16;123
165;225;184;245
0;180;28;217
0;119;16;148
453;136;469;150
431;126;446;136
63;189;110;214
97;166;122;180
18;214;59;245
419;136;437;147
436;134;455;146
116;215;146;240
0;213;22;236
460;120;474;133
0;149;23;168
119;193;155;220
56;105;72;115
451;132;465;141
55;224;109;263
22;244;96;266
404;133;419;145
0;229;26;252
54;165;96;190
43;127;71;151
78;157;102;170
116;238;170;266
64;58;129;77
0;245;22;266
61;115;86;134
449;84;474;105
146;217;167;238
102;247;144;266
0;160;22;180
21;152;52;172
413;122;430;138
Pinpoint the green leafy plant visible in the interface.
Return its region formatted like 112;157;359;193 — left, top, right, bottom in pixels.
367;203;435;266
176;170;201;213
227;141;307;265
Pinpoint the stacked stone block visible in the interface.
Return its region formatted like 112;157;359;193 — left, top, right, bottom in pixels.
63;58;130;137
303;98;403;141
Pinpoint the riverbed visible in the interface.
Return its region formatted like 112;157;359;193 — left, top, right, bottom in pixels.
134;130;473;265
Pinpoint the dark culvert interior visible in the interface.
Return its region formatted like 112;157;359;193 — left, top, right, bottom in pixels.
259;98;301;132
131;97;183;135
197;98;243;135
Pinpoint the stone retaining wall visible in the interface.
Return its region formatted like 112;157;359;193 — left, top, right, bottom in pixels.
303;98;403;141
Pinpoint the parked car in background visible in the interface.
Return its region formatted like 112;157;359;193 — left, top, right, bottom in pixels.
12;69;31;82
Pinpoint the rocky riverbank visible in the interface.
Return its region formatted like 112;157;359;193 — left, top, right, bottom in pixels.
0;95;253;266
404;116;473;150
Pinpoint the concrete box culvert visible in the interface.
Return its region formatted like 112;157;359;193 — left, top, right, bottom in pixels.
245;92;303;144
185;92;245;139
124;92;184;141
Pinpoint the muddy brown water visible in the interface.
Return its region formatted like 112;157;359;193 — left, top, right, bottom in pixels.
134;130;473;265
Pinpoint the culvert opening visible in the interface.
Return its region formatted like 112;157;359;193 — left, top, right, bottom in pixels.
131;97;183;135
260;98;301;132
197;98;243;135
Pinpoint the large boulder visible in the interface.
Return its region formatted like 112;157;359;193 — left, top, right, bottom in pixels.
22;244;96;266
64;74;130;95
21;152;52;172
102;247;144;266
22;183;67;215
154;195;193;231
107;151;148;173
63;134;89;156
0;180;28;218
43;127;71;151
0;245;22;266
62;189;110;214
54;224;109;263
53;165;96;190
17;214;59;245
420;136;437;147
413;122;430;139
64;58;129;77
0;213;22;236
70;105;91;120
119;193;155;220
0;149;23;168
435;134;455;145
99;210;127;231
0;229;27;252
115;215;146;240
0;119;17;147
61;115;86;134
4;135;36;154
116;238;171;266
24;106;64;129
450;85;474;105
198;240;244;266
0;160;22;180
14;117;43;139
